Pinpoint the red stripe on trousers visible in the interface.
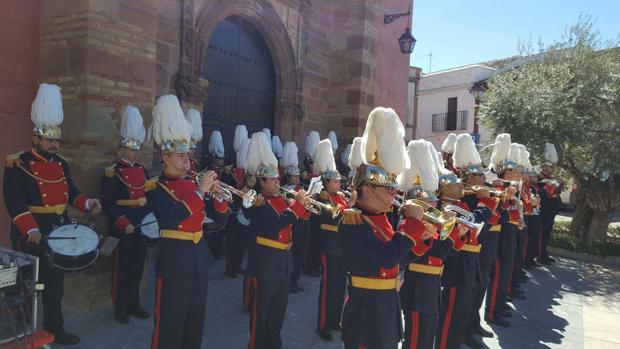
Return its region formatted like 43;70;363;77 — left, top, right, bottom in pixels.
111;250;118;304
249;277;258;349
410;311;420;349
488;261;500;320
439;287;457;349
151;278;163;349
522;237;529;262
319;254;328;331
243;274;251;312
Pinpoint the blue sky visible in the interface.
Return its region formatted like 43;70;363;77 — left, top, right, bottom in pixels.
408;0;620;72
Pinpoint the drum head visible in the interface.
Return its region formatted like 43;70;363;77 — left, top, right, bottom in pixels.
48;224;99;256
141;213;160;239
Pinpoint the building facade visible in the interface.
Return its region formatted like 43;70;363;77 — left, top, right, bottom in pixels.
0;0;414;308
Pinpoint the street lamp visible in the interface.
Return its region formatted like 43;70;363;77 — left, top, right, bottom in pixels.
469;83;486;136
384;7;417;54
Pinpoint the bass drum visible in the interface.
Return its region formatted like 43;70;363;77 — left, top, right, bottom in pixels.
47;224;100;271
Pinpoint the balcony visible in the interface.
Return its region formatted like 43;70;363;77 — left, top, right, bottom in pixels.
432;111;468;132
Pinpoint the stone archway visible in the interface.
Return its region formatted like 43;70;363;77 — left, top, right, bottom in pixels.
194;0;302;138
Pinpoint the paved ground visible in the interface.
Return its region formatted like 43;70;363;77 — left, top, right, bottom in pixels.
48;247;620;349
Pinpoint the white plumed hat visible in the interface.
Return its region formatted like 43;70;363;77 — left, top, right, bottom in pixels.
327;131;338;153
314;139;340;180
234;125;248;153
271;135;284;158
208;130;225;158
120;105;146;150
281;141;300;176
148;94;193;153
305;131;320;161
185;108;203;149
453;133;483;177
354;107;409;188
544;143;558;165
31;83;64;139
441;133;458;154
247;132;278;178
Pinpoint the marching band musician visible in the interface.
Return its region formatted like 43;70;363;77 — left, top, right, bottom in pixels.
399;140;456;349
447;134;502;349
185;108;203;176
485;135;522;328
434;136;496;349
537;143;563;265
205;129;230;260
279;141;310;294
146;94;229;349
243;131;310;349
441;133;458;174
101;106;151;324
313;138;356;342
302;130;322;277
524;165;542;269
3;83;102;345
225;134;252;279
340;107;427;349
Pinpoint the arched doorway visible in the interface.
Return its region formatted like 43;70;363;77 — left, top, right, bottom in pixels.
202;16;276;159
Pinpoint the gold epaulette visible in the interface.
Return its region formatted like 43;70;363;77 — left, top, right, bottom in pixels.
104;164;116;178
145;177;159;192
319;191;330;200
253;194;265;207
341;208;362;225
5;151;24;168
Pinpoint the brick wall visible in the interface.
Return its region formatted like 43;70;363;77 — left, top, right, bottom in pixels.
0;0;40;247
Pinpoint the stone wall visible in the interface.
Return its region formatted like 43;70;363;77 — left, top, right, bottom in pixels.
0;0;41;247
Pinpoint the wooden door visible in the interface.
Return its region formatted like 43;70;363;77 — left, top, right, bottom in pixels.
202;17;276;160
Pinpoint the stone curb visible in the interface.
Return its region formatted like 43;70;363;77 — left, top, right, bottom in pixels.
548;246;620;267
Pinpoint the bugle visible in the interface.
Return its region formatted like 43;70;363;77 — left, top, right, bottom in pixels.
463;184;504;198
405;199;457;240
443;204;485;237
280;187;339;219
218;182;257;208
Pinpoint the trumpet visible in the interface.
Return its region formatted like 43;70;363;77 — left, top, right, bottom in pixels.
443;204;485;237
463;184;505;198
218;182;257;208
280;187;340;219
404;199;457;240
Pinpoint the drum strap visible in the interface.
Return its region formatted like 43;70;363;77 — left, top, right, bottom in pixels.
28;204;66;215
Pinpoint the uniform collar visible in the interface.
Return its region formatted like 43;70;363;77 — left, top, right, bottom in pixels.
119;158;135;167
30;148;53;162
354;202;385;216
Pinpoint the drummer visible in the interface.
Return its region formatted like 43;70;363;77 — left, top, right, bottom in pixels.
101;106;152;324
3;83;102;345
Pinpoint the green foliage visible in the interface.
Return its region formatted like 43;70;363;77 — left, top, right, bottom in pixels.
479;15;620;178
550;220;620;257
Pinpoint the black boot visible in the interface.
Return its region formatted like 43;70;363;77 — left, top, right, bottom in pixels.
128;305;151;319
485;315;511;327
50;328;81;345
462;334;483;349
317;330;333;341
473;323;494;338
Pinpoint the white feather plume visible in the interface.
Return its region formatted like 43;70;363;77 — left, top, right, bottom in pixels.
348;137;364;170
427;141;447;174
490;133;512;170
453;133;481;169
544;143;558;164
208;130;225;158
271;135;284;158
314;139;337;173
398;140;438;192
31;83;64;128
247;132;278;174
520;145;532;170
148;94;193;147
441;133;457;154
237;138;250;170
305;131;321;158
262;128;271;141
185;108;203;142
327;131;338;153
280;142;299;168
341;144;351;166
508;143;521;163
361;107;410;175
120;106;146;143
234;125;248;152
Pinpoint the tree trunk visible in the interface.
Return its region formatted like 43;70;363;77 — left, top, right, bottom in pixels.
586;209;611;241
569;190;593;242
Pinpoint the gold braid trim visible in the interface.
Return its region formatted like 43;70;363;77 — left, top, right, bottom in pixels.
16;164;65;184
341;208;362;225
5;151;24;168
114;172;146;190
145;177;159;192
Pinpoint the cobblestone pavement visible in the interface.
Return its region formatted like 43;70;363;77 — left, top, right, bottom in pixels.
51;252;620;349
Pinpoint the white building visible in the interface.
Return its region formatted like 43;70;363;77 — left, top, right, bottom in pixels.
409;56;525;149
